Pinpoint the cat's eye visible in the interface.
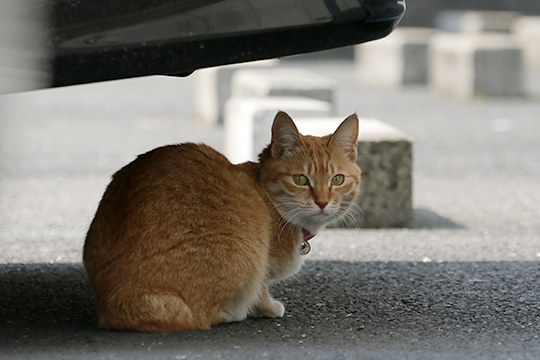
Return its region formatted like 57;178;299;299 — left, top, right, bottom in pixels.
292;174;310;186
331;174;345;186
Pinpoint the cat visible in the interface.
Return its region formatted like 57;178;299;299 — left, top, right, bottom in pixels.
83;111;361;332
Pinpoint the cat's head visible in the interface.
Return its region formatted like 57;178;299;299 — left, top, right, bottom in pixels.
259;111;361;234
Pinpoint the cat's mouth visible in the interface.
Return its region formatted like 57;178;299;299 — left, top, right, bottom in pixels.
311;210;334;222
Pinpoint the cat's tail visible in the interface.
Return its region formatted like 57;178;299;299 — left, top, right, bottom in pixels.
99;291;203;332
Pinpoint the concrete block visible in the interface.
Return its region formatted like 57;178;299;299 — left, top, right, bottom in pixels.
355;27;434;88
231;68;335;109
429;33;524;98
294;117;413;228
194;59;279;126
224;97;331;164
512;16;540;73
435;10;518;33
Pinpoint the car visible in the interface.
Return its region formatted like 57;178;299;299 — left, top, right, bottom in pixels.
2;0;405;91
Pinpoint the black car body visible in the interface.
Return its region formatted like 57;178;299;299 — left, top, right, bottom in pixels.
1;0;405;91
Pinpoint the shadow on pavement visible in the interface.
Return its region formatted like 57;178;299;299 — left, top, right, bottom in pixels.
0;261;538;358
411;207;464;229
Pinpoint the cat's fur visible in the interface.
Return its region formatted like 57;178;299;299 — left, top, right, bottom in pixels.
83;111;361;332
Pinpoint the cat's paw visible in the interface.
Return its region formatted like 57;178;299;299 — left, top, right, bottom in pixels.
251;298;285;318
269;299;285;318
215;309;248;324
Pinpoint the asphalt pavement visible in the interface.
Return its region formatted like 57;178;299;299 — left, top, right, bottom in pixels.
0;58;539;359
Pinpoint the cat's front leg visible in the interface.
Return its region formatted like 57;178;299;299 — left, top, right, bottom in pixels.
250;285;285;318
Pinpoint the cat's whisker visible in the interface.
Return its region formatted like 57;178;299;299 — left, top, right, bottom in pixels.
274;206;303;238
276;219;290;239
281;208;302;228
341;211;362;229
334;202;363;229
269;203;296;237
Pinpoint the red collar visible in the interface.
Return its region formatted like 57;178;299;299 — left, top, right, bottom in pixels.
302;228;316;241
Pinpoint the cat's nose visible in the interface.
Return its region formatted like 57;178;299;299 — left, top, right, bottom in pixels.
315;200;328;210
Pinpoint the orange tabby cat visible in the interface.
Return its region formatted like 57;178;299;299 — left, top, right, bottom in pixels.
83;111;361;332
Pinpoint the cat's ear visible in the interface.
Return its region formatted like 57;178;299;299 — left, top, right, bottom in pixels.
271;111;302;158
330;113;359;162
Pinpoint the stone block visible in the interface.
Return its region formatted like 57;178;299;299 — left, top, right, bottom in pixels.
294;117;413;228
223;97;331;164
512;16;540;74
194;59;278;126
355;27;434;88
434;10;518;33
429;33;524;98
230;68;335;110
